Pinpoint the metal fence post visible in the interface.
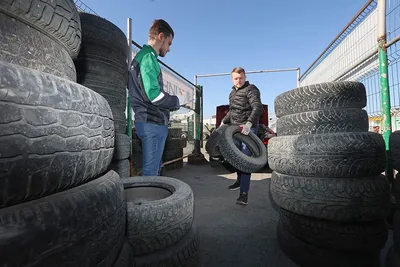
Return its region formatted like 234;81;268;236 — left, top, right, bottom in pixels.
193;85;201;155
377;0;393;183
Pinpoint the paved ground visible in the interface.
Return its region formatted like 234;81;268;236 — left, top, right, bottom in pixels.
163;150;394;267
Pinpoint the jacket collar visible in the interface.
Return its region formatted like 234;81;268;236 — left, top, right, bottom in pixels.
232;81;249;90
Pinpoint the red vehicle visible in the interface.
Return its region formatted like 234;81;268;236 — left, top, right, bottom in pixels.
215;104;276;145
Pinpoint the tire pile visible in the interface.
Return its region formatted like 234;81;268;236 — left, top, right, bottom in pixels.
74;12;131;179
269;81;392;267
131;128;185;175
121;176;201;266
0;1;126;266
386;131;400;266
206;124;267;173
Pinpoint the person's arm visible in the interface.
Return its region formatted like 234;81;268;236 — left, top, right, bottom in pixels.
246;85;263;125
140;54;180;110
222;111;230;124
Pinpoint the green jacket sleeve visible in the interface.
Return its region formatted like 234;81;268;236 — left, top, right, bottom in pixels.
140;54;179;110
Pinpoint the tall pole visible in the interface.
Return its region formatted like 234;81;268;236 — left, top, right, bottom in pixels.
127;17;133;176
377;0;393;183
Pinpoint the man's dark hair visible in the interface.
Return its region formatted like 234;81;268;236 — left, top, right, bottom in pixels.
149;19;174;39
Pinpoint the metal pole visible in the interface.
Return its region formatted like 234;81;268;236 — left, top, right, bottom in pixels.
297;68;300;87
377;0;393;184
200;85;204;149
127;17;133;176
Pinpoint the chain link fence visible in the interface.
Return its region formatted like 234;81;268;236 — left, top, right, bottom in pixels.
300;0;400;132
73;0;98;15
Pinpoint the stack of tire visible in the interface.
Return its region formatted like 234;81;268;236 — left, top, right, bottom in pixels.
206;124;267;173
0;1;127;266
386;131;400;266
74;12;131;178
120;176;201;266
163;128;185;171
269;81;392;267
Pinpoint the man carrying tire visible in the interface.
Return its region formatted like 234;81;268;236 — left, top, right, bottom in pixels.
221;67;263;205
128;19;180;176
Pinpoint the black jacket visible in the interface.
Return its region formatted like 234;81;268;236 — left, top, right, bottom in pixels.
222;81;263;127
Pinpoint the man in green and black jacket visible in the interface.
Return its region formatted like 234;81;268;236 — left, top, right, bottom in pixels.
128;19;180;176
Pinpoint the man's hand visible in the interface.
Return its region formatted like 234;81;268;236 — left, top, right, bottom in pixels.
239;121;252;135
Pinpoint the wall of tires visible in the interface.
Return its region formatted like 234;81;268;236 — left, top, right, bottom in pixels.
0;2;199;266
269;81;392;267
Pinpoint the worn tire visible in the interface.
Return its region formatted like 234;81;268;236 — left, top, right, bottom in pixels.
205;124;228;157
0;13;76;81
0;0;81;58
122;176;194;256
276;108;369;136
111;159;130;178
0;62;114;208
277;221;380;267
0;170;126;267
268;132;386;178
390;131;400;171
164;159;184;170
133;223;201;267
279;208;388;252
165;138;184;150
168;128;183;138
271;171;391;222
218;125;267;173
163;148;184;161
113;240;134;267
75;13;128;134
114;134;131;160
274;81;366;118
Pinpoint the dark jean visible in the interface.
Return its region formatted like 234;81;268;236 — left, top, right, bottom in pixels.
135;122;168;176
234;127;257;195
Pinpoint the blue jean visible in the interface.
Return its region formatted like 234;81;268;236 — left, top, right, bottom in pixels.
234;128;257;195
135;122;168;176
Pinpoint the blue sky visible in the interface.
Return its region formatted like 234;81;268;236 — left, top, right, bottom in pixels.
81;0;367;118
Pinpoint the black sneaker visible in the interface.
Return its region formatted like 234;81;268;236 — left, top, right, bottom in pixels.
236;193;248;205
228;181;240;190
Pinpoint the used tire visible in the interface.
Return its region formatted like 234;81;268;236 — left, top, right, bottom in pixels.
0;0;82;58
277;221;380;267
168;128;183;138
113;240;134;267
268;132;386;178
122;176;194;256
0;170;126;267
274;81;366;118
0;62;115;208
390;131;400;171
0;13;76;81
271;171;391;222
165;138;184;150
75;13;128;134
111;159;130;178
218;125;267;173
114;134;131;160
133;223;201;267
205;124;228;157
163;148;184;161
279;208;388;252
276;108;369;136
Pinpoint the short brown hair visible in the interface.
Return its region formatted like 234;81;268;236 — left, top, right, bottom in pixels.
149;19;174;39
231;67;245;75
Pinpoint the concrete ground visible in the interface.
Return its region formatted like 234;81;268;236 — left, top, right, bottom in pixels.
163;149;394;267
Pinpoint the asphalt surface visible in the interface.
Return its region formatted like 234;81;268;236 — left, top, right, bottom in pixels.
163;151;394;267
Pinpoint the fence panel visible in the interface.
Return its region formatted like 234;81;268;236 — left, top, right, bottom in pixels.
300;0;400;132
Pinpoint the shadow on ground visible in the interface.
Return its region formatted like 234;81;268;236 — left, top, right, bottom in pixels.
164;162;299;267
